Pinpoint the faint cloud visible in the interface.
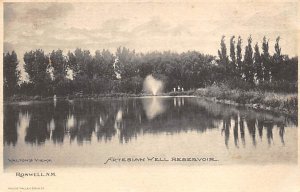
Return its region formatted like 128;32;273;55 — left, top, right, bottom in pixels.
20;3;74;29
172;24;191;36
132;17;191;37
133;17;170;35
101;18;129;33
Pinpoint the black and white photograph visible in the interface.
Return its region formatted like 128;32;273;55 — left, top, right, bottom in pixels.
1;1;299;191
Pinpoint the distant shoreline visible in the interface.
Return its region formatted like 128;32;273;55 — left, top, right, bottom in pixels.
4;88;297;118
3;90;196;102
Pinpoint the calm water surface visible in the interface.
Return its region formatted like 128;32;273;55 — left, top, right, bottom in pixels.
4;96;298;168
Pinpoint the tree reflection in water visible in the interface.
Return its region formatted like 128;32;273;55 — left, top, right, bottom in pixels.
4;97;297;148
233;114;239;148
4;105;19;146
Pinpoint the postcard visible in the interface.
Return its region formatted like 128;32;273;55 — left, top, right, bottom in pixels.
1;0;299;191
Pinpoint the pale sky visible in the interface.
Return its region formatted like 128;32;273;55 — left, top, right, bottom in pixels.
4;1;298;66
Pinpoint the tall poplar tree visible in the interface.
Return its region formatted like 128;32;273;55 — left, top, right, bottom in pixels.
229;36;237;77
243;36;254;84
218;36;229;80
261;36;271;82
271;36;283;81
236;36;243;79
253;43;263;84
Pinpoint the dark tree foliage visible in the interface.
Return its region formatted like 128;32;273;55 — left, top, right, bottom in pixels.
50;50;69;95
261;36;271;82
271;37;284;81
50;50;67;79
116;47;139;79
89;50;116;94
282;56;297;83
93;49;115;79
217;36;229;80
236;36;243;79
24;49;51;95
243;36;254;85
4;51;20;97
229;36;237;77
4;35;298;97
254;43;263;83
216;35;297;91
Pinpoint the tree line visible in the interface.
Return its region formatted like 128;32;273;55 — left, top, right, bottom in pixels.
3;35;298;97
217;36;297;90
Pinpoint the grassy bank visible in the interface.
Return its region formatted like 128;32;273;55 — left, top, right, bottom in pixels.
194;84;297;116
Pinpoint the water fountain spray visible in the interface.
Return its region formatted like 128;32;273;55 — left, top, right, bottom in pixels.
143;75;163;96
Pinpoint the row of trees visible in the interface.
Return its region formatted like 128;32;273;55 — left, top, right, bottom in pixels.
3;36;298;97
218;36;297;90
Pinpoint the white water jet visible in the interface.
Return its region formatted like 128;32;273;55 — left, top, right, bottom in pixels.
143;75;163;95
